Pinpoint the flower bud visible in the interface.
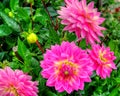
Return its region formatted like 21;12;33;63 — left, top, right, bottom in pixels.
8;11;14;18
27;33;38;43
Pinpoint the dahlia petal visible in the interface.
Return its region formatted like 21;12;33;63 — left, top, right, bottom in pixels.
47;75;56;86
81;30;86;38
88;2;94;9
81;0;87;8
89;30;100;42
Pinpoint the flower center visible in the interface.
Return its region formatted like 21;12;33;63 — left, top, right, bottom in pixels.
55;60;79;80
5;85;19;96
99;50;108;63
64;70;69;75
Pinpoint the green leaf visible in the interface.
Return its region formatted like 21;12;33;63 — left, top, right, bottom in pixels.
16;7;30;22
115;78;120;83
108;40;115;51
79;39;87;49
47;7;57;17
0;24;12;36
33;9;48;25
48;24;60;44
109;87;118;96
0;2;4;10
0;10;20;32
18;38;29;59
0;52;5;61
45;91;57;96
10;0;19;10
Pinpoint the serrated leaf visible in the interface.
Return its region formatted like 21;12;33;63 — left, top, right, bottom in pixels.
0;10;20;32
33;9;48;25
16;7;30;22
0;24;12;36
10;0;19;10
48;24;60;44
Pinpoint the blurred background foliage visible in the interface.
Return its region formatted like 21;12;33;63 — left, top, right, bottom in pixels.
0;0;120;95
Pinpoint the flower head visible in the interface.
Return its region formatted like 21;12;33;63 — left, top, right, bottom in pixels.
58;0;105;44
0;67;38;96
40;41;93;93
88;44;116;79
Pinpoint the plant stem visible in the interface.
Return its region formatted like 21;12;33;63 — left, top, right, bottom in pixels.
97;0;102;11
36;40;44;54
41;0;56;30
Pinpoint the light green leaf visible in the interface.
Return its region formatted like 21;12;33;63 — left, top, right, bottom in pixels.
16;7;30;22
108;40;115;51
10;0;19;10
115;78;120;83
33;9;48;25
18;38;29;59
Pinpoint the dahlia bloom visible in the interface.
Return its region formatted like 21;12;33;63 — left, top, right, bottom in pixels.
40;41;93;93
88;44;116;79
58;0;105;44
0;67;38;96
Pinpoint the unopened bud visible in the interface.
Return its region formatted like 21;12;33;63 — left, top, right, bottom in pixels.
27;33;38;43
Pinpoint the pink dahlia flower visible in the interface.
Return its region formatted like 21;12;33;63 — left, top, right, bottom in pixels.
88;44;117;79
40;41;93;94
0;67;38;96
58;0;105;44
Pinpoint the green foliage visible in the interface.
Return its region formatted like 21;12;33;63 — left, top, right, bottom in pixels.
0;0;120;96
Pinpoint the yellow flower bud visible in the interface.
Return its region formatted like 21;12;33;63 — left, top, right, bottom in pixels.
8;11;14;18
27;33;38;43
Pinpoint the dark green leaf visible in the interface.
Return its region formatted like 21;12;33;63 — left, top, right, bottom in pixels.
109;87;118;96
0;10;20;32
0;24;12;36
48;24;60;44
0;52;5;61
45;91;57;96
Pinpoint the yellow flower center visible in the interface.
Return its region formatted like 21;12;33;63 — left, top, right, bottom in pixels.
99;50;108;63
64;70;69;75
5;85;19;96
54;59;79;76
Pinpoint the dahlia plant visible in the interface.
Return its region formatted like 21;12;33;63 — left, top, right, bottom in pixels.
0;0;119;95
